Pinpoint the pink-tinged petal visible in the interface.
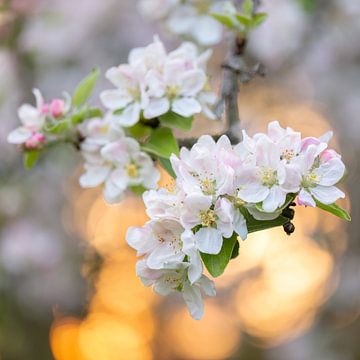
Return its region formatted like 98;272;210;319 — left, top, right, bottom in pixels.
194;227;223;255
143;97;170;119
316;158;345;186
255;136;280;168
181;194;212;228
172;97;201;117
100;89;133;110
238;183;269;204
126;225;156;256
79;165;111;188
179;69;206;97
320;149;340;163
267;120;285;140
262;186;286;212
145;70;166;98
182;283;204;320
105;65;136;88
7;127;32;144
114;102;141;127
319;131;333;144
297;189;316;207
282;164;301;192
310;185;345;205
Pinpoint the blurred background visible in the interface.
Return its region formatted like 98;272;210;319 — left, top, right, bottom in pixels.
0;0;359;359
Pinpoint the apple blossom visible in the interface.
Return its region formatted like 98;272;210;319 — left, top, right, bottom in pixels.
136;259;215;320
101;36;216;126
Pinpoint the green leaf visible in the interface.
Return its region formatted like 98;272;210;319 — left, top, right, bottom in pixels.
159;157;176;178
242;0;254;16
142;127;179;159
211;13;236;29
159;112;194;132
23;150;40;170
201;232;238;277
72;68;100;108
127;122;151;139
231;239;240;259
241;208;288;233
315;200;351;221
235;13;252;27
252;12;268;27
71;107;103;125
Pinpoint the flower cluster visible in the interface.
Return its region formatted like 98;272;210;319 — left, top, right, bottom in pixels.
127;121;346;319
138;0;223;46
100;36;216;127
7;89;71;150
79;116;160;203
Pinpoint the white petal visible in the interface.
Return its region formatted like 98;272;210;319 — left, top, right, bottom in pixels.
182;283;204;320
103;179;124;204
7;127;32;144
179;70;206;97
238;183;269;203
233;210;248;240
262;186;286;212
172;98;201;117
100;89;133;110
114;103;141;127
146;246;185;270
298;189;316;207
187;249;203;284
18;104;42;127
197;275;216;297
126;225;157;256
317;158;345;186
79;165;111;188
143;98;170;119
194;227;223;255
310;185;345;205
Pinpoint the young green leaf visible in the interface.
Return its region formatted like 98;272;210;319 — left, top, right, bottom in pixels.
130;185;147;196
127;122;151;139
72;68;100;108
315;200;351;221
235;13;252;27
231;239;240;259
159;112;194;132
23;150;40;170
242;0;254;16
211;13;236;29
201;233;238;277
252;13;268;27
159;157;176;178
142;127;179;159
47;119;70;134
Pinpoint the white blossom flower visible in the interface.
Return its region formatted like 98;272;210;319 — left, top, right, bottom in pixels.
127;219;185;269
295;144;346;207
236;136;301;212
80;135;160;203
180;194;241;254
171;135;235;197
7;89;46;147
136;259;215;320
101;37;215;126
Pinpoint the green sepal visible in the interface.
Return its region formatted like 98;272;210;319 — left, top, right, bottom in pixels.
159;157;176;178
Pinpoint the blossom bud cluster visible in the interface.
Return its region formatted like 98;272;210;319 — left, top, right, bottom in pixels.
7;89;71;150
100;36;217;127
127;121;346;319
138;0;223;46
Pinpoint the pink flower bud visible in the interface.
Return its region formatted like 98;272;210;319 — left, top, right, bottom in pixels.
50;99;65;118
25;133;46;149
40;104;49;114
